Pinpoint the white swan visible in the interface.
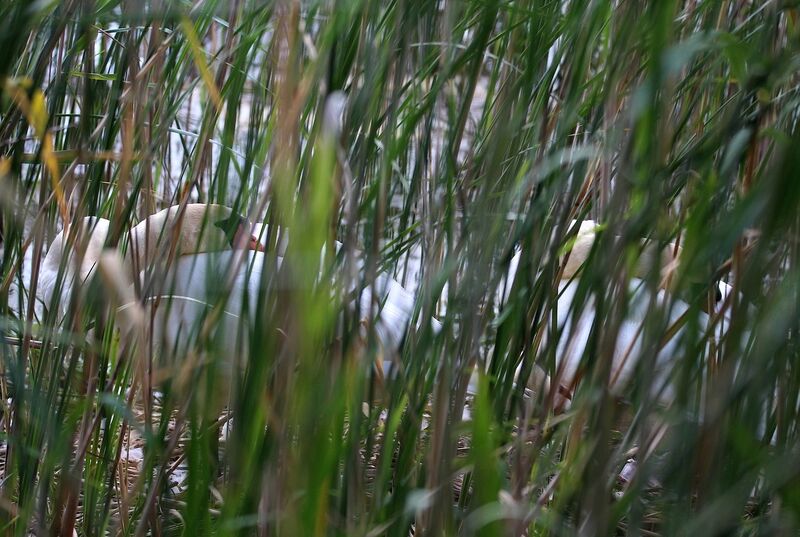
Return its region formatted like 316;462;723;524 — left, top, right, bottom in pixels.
38;205;256;316
499;221;738;410
38;205;425;386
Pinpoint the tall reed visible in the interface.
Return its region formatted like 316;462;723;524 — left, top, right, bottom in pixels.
0;0;798;535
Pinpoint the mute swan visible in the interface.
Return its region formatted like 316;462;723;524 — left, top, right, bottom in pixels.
38;204;424;378
38;205;263;316
497;221;739;412
484;221;751;490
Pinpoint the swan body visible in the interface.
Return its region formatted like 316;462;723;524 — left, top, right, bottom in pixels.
39;217;111;315
139;248;420;362
38;206;424;372
495;222;738;408
539;277;703;404
39;204;241;316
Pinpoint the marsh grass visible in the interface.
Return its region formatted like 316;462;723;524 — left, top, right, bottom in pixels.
1;0;799;535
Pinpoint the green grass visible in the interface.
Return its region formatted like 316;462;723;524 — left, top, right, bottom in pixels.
1;0;799;535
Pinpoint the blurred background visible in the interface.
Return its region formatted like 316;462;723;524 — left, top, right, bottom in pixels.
0;0;799;535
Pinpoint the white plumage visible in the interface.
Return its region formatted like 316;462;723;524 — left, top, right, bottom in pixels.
38;208;739;411
37;206;424;368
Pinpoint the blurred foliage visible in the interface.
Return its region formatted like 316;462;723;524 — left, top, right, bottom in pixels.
0;0;799;535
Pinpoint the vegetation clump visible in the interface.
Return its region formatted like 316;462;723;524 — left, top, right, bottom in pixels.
0;1;798;535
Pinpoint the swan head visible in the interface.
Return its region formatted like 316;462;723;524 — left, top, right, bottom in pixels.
212;212;265;252
127;204;266;273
